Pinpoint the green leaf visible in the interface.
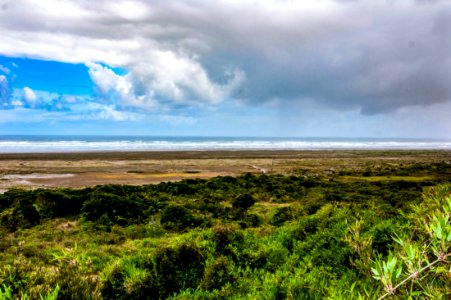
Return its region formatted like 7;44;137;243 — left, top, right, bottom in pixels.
433;222;442;240
405;244;413;259
393;234;404;246
395;264;402;280
371;267;380;279
387;255;397;272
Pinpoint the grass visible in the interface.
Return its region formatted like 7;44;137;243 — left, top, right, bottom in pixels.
340;175;435;182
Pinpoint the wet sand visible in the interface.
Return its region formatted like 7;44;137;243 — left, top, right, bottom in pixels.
0;150;449;190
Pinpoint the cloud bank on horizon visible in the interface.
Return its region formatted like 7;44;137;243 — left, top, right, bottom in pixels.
0;0;450;137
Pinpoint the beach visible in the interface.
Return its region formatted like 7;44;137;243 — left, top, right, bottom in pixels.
1;150;449;190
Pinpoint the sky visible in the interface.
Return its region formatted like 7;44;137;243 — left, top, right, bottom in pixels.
0;0;450;138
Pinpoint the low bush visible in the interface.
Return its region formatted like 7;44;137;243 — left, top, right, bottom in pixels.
154;243;206;298
159;204;203;231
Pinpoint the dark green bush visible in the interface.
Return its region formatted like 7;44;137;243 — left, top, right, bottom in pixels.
0;190;40;231
232;194;255;212
370;222;396;255
154;243;205;298
35;189;82;218
160;204;201;231
81;191;145;225
212;224;243;256
270;206;295;226
201;256;234;291
245;213;261;226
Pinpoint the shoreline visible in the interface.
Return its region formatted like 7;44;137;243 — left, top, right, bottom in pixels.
0;149;450;160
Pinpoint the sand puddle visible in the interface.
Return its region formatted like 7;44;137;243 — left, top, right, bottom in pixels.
1;173;75;180
0;173;76;190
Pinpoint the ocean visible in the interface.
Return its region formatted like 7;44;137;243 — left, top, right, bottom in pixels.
0;136;450;153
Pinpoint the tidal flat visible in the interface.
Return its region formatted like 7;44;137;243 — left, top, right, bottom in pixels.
0;150;450;189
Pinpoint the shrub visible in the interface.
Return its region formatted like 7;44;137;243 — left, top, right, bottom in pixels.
212;224;242;256
35;189;81;218
101;260;157;300
370;222;396;256
81;191;145;225
371;184;451;298
232;194;255;212
154;243;206;298
0;191;40;231
160;204;201;231
201;256;234;291
242;213;261;227
270;207;295;226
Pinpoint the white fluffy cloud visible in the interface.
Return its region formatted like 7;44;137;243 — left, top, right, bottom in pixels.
22;86;37;104
129;50;244;105
0;0;247;111
86;51;243;111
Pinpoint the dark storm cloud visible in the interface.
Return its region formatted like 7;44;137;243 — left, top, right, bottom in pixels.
193;0;451;114
0;0;450;114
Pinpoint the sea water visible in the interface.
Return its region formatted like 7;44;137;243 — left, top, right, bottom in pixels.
0;136;450;153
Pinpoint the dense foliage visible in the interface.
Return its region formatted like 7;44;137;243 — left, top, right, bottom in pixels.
0;161;450;299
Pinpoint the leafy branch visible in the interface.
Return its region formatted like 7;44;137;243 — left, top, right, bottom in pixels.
371;184;451;299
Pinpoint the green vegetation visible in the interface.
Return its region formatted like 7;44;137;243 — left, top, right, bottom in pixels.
0;161;450;299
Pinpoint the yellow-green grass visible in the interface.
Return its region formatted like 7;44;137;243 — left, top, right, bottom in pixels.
339;175;435;182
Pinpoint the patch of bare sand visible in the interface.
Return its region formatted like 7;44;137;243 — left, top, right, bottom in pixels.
57;221;78;231
0;171;230;189
2;173;75;180
0;173;76;190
